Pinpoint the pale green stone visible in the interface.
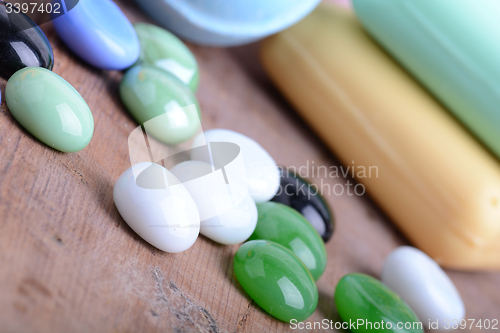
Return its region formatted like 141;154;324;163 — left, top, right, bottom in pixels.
120;64;201;145
5;67;94;153
134;23;199;91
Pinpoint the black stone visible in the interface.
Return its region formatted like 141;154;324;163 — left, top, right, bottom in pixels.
0;1;53;80
272;169;335;242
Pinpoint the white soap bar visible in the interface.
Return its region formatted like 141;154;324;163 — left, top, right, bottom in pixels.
381;246;465;330
170;160;258;245
191;129;280;203
113;162;200;253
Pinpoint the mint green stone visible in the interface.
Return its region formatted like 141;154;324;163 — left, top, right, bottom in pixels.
134;23;199;91
120;64;201;145
334;274;423;333
234;240;318;322
5;67;94;153
249;202;327;280
353;0;500;160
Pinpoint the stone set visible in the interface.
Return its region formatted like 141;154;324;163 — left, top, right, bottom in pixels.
334;247;465;332
0;0;465;328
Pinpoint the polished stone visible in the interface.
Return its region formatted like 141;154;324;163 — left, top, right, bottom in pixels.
170;160;257;245
0;2;53;80
382;247;465;330
52;0;139;70
5;67;94;153
191;129;280;203
114;162;200;253
120;64;201;145
134;23;199;91
234;240;318;322
335;273;423;333
272;170;334;242
249;202;327;280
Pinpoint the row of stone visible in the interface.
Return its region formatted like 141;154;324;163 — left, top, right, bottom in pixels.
2;0;335;265
335;247;465;332
113;128;332;322
1;0;201;153
114;128;334;250
235;244;464;328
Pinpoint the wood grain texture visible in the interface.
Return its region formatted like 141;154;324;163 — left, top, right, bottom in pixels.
0;1;499;332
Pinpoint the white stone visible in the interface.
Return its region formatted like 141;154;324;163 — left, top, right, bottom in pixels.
381;246;465;330
113;162;200;253
191;129;280;203
170;160;258;245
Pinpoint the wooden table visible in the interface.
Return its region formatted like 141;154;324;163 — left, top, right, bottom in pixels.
1;1;499;332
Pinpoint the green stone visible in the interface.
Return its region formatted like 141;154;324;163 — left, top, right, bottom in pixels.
134;23;199;92
120;64;201;145
334;274;423;333
249;202;327;280
234;240;318;322
5;67;94;153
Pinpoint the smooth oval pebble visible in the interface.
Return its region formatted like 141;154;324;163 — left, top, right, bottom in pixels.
249;202;326;280
0;2;54;80
134;23;199;92
133;0;321;46
335;274;423;333
170;160;257;245
120;64;201;145
272;170;334;242
52;0;139;70
382;246;465;330
5;67;93;152
234;240;318;322
191;129;279;203
113;162;200;253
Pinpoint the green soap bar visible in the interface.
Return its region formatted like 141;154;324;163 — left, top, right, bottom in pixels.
249;202;327;280
134;23;199;92
5;67;94;153
353;0;500;159
234;240;318;322
120;64;201;145
334;274;423;333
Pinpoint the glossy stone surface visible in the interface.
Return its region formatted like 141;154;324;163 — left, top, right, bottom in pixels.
134;23;199;92
234;240;318;322
335;274;423;333
0;2;54;80
382;247;465;330
170;161;257;245
120;65;201;145
191;129;280;203
249;202;326;280
113;162;200;253
133;0;321;46
353;0;500;160
52;0;139;70
5;67;93;153
272;170;334;242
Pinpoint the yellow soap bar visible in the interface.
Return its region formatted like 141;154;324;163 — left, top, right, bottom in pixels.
261;3;500;270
